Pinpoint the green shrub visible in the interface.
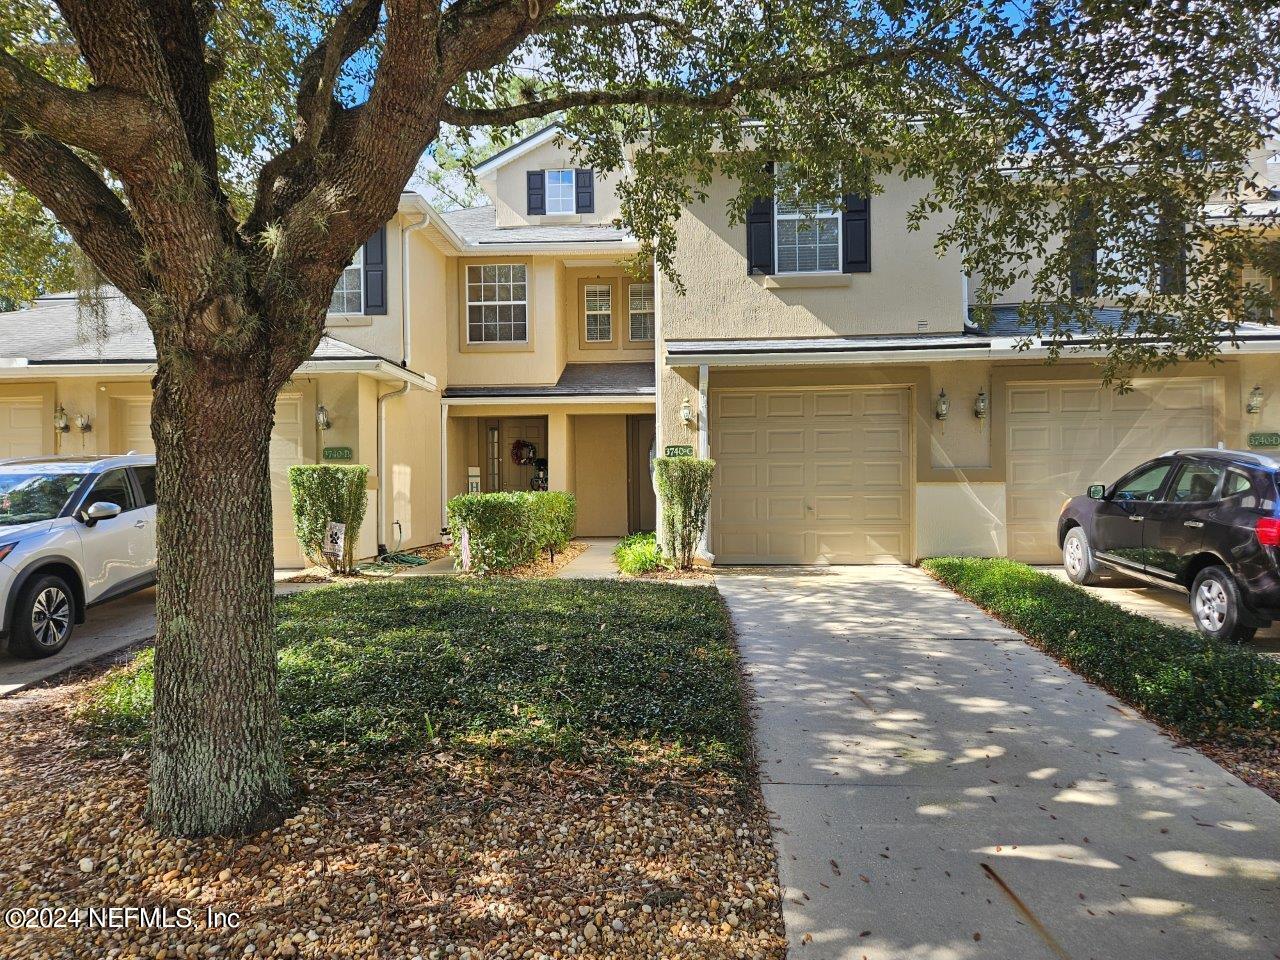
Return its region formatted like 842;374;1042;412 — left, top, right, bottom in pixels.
614;531;665;575
921;557;1280;736
288;464;369;574
655;456;715;570
447;491;577;573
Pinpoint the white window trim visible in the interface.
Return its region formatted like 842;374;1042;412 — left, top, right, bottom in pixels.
328;247;364;316
466;263;529;344
545;169;576;215
584;283;613;342
773;197;842;276
627;282;655;342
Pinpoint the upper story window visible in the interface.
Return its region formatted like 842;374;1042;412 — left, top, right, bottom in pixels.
546;170;576;214
773;165;841;273
584;283;613;341
330;249;363;314
467;264;528;343
628;283;655;341
1243;263;1277;322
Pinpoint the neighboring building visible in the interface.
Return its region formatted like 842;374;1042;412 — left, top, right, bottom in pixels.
2;127;1277;567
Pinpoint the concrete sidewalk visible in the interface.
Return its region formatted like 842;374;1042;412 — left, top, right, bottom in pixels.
718;566;1280;960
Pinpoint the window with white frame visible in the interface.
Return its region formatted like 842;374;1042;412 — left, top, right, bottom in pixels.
774;165;840;273
467;264;528;343
628;283;655;341
329;248;363;313
584;283;612;342
1243;263;1277;322
546;170;575;214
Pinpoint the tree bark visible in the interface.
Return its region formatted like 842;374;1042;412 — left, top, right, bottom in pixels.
145;341;292;837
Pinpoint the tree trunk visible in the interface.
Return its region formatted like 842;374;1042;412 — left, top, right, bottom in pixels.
145;349;293;837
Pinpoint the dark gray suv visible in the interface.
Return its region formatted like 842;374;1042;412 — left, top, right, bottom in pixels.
1057;448;1280;643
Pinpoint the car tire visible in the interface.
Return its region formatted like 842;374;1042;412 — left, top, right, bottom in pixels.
10;574;76;659
1190;567;1257;644
1062;527;1101;586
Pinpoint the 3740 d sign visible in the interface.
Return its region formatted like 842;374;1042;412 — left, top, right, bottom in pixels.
1248;431;1280;449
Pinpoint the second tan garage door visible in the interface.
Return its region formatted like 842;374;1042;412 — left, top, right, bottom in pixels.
1006;378;1218;562
711;386;911;564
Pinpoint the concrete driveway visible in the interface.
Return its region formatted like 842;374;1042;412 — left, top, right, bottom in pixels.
718;567;1280;960
0;588;156;696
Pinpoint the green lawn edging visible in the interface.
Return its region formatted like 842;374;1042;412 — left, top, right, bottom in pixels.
921;557;1280;736
79;578;749;774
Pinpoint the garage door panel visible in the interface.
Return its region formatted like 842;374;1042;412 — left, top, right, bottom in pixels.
0;399;45;458
711;386;911;564
1006;378;1216;563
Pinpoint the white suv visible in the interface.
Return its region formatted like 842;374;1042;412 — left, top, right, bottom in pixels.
0;455;156;658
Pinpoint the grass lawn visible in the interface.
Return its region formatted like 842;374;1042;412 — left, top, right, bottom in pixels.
923;557;1280;799
0;579;784;960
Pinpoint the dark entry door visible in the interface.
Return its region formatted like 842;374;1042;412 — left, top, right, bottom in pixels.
627;415;657;533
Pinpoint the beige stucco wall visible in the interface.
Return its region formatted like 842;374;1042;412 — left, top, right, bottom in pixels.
660;171;966;341
561;264;656;364
572;414;629;536
323;214;409;363
916;482;1007;557
484;137;623;229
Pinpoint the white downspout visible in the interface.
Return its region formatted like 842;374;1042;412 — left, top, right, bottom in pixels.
697;363;713;562
376;211;429;554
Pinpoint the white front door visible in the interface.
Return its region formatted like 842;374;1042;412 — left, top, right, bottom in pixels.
76;467;152;602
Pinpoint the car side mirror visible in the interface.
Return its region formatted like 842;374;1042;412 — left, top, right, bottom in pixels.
1087;484;1106;501
81;501;122;526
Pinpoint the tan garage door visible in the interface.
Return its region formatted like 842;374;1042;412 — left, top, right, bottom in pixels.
1006;378;1217;562
112;394;309;568
711;386;912;564
0;398;45;459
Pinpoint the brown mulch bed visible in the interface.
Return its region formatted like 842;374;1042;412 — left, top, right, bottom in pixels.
491;541;587;579
277;544;453;585
0;683;785;960
623;567;714;583
1192;729;1280;803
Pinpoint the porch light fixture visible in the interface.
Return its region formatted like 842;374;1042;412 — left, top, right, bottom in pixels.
53;404;69;433
973;390;989;419
934;389;949;421
680;398;696;427
315;405;332;431
1247;384;1264;416
75;413;92;433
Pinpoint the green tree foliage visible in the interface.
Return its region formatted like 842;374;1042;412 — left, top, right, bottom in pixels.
655;457;716;570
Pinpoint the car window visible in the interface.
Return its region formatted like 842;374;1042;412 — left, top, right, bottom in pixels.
1169;462;1224;503
0;472;85;526
1112;462;1173;502
84;469;137;513
1222;468;1275;511
132;466;156;506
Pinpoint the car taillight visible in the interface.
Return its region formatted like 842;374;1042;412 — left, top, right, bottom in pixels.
1257;517;1280;547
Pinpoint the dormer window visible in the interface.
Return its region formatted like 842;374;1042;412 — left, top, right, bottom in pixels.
545;170;576;215
329;248;363;314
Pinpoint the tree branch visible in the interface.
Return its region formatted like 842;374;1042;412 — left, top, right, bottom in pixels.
296;0;383;154
533;12;691;36
0;50;161;163
0;129;149;299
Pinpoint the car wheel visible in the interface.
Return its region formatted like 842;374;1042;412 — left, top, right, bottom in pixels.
1062;527;1101;585
11;574;76;659
1190;567;1257;644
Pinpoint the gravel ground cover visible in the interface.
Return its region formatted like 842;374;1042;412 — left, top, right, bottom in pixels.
0;579;784;959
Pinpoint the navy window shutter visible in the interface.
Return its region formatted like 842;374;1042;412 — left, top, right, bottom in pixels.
1069;200;1098;297
841;194;871;273
746;162;775;275
362;224;387;315
575;169;595;213
527;170;545;215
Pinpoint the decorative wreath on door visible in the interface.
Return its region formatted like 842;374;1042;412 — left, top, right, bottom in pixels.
510;439;538;466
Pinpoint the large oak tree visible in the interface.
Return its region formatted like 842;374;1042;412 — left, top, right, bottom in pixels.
1;0;1277;836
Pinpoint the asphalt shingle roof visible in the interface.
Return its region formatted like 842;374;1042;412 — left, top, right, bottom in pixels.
969;305;1280;341
443;362;655;398
439;205;632;246
0;291;384;365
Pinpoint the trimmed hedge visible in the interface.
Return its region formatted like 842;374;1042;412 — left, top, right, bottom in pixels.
447;491;576;573
288;464;369;573
614;531;665;575
655;456;715;570
921;557;1280;736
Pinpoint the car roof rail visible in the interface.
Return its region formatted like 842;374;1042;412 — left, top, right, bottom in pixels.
1161;447;1280;469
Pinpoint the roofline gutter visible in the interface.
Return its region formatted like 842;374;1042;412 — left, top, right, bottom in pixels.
442;393;654;406
0;358;438;389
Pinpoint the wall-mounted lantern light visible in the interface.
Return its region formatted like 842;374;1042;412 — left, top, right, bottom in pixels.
75;413;93;433
53;404;69;433
680;398;696;427
1247;384;1264;416
934;389;950;421
315;404;332;431
974;389;989;419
